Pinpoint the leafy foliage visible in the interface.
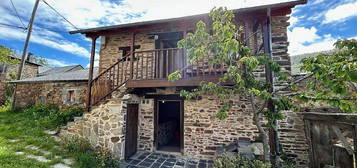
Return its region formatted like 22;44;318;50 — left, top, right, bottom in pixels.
61;136;120;168
23;104;84;129
213;154;271;168
0;45;19;65
168;7;291;162
294;39;357;113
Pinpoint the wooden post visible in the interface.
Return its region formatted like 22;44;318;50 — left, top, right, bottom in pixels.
130;32;135;79
263;8;278;165
353;125;357;168
86;35;98;112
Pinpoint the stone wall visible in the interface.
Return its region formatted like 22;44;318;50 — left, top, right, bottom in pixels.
14;82;87;109
278;111;309;167
7;63;39;79
59;94;140;159
184;96;258;159
0;63;39;105
59;99;126;158
272;15;291;74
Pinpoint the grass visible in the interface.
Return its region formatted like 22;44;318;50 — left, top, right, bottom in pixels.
0;105;120;168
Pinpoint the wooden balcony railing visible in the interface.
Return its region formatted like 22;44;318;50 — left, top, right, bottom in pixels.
89;48;226;107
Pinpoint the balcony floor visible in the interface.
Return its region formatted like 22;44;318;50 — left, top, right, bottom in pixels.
126;75;224;88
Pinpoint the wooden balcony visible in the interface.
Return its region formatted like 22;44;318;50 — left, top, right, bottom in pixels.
89;48;225;106
126;48;225;88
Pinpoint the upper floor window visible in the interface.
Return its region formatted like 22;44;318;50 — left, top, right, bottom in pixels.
119;45;140;61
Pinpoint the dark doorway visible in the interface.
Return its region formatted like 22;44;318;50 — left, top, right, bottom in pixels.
125;104;139;160
156;100;183;153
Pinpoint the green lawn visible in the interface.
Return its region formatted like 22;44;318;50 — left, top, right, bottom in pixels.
0;105;116;168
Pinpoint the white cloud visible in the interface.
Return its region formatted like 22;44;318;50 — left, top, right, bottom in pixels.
324;1;357;23
47;58;75;67
288;16;298;27
0;25;91;58
288;26;335;56
288;27;320;44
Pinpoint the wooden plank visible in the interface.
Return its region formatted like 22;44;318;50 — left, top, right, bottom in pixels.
126;75;230;88
86;36;98;111
130;32;135;79
125;104;139;160
353;125;357;168
145;53;149;79
166;50;169;78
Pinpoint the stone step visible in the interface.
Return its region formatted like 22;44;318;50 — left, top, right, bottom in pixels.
74;117;83;122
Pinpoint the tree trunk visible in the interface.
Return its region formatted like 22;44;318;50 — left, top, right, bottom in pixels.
250;94;270;162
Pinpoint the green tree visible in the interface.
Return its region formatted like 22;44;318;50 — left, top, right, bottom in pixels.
169;7;292;162
290;39;357;113
32;55;48;66
0;46;19;65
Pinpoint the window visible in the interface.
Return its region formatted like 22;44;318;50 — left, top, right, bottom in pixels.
67;90;75;102
0;63;7;74
118;45;140;61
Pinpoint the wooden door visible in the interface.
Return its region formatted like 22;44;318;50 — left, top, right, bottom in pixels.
125;104;139;160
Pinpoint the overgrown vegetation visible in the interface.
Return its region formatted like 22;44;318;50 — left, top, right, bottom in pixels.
61;136;120;168
213;153;296;168
291;39;357;113
0;105;120;168
213;154;271;168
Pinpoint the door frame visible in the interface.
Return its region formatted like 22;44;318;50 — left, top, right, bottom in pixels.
125;103;139;160
154;98;184;153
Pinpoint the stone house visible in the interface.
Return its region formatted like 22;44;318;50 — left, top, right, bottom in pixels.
59;1;310;167
0;54;42;105
11;67;96;109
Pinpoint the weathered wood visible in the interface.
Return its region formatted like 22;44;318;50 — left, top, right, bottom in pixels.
353;125;357;168
303;113;357;124
125;104;138;160
86;35;98;111
130;32;135;79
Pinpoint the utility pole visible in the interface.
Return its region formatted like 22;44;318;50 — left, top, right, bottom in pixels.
12;0;40;108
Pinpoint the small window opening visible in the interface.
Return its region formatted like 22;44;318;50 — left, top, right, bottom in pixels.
119;45;140;61
67;90;75;102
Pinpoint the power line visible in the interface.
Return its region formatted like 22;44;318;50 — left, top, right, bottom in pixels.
41;0;79;30
9;0;27;29
0;22;26;30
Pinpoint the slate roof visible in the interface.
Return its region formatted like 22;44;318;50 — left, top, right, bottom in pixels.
9;54;42;66
11;68;98;83
37;65;83;76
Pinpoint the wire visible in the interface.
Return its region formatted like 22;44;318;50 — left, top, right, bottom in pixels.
9;0;27;29
0;22;27;30
41;0;79;30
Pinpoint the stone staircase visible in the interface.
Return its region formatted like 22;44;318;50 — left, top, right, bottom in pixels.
59;97;127;158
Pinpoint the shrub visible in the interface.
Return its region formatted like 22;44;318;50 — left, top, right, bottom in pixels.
54;107;84;126
24;104;59;119
213;153;271;168
61;136;120;168
95;148;121;168
62;136;92;153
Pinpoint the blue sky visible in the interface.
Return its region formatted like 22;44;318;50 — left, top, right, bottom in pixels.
0;0;357;67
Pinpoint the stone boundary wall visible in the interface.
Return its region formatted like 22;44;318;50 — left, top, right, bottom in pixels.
278;111;310;167
14;82;87;109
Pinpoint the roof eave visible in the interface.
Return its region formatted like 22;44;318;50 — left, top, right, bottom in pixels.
69;0;307;35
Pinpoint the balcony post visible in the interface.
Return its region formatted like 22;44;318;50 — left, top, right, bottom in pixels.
86;34;98;112
130;32;135;79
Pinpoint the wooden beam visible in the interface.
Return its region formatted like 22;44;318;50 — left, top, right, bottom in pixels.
130;32;135;79
126;75;231;88
86;35;98;111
